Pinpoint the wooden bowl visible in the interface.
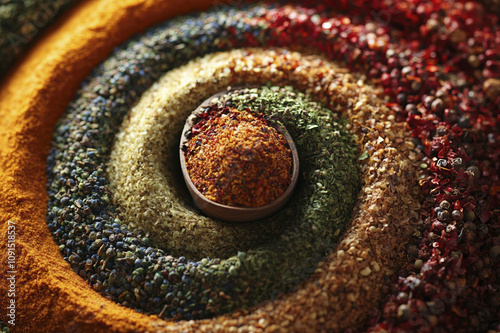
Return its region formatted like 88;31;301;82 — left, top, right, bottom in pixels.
179;89;299;223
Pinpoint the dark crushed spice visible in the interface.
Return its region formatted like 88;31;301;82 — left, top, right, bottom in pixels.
184;106;292;207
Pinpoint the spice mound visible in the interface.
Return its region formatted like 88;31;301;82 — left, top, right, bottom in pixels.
183;106;292;207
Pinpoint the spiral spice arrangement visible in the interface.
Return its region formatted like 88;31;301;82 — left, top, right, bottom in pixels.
0;0;498;332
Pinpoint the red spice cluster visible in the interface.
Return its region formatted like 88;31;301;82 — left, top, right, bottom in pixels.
183;106;292;208
242;1;499;331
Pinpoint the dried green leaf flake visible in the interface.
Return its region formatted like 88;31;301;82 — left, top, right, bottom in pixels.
359;151;369;160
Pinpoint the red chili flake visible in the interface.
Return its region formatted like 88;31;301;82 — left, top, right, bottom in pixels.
426;65;439;73
184;106;292;208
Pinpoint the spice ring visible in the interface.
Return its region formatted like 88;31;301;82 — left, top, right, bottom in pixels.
46;5;418;324
77;45;417;326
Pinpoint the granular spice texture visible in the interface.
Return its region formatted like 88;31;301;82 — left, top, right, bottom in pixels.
0;0;498;332
54;36;419;326
184;106;292;207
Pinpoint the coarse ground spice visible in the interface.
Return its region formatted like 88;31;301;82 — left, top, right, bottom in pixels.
0;0;497;332
184;106;292;207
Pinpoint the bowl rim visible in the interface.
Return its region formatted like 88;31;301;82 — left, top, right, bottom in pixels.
179;86;300;223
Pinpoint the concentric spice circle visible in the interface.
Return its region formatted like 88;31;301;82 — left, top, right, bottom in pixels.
50;46;368;319
109;49;371;261
48;36;421;324
0;0;496;332
45;0;494;329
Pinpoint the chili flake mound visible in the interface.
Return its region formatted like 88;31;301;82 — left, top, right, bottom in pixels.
184;106;293;207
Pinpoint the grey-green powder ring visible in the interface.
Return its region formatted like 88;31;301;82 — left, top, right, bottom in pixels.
46;4;417;322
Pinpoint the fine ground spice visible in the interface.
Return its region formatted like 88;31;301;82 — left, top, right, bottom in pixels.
184;106;292;207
